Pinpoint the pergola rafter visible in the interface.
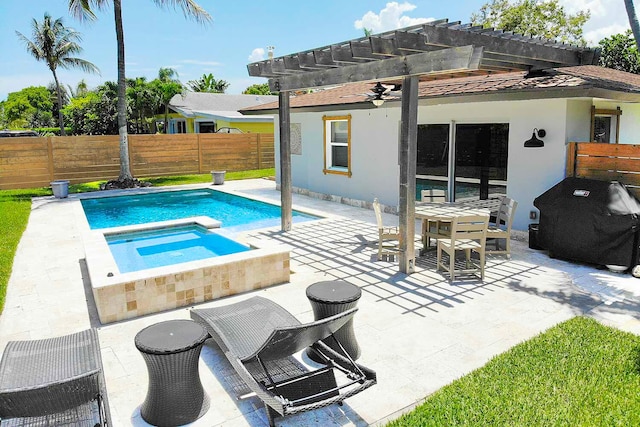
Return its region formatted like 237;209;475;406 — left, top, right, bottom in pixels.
248;19;599;92
248;18;599;274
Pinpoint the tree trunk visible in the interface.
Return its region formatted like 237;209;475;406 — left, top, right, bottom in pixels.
164;104;169;134
51;68;66;136
625;0;640;51
114;0;133;181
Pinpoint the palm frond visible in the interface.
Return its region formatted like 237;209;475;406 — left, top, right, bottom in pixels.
151;0;212;24
67;0;107;22
15;31;45;61
61;57;101;75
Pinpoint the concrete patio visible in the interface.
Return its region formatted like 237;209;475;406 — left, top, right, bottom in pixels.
1;178;639;426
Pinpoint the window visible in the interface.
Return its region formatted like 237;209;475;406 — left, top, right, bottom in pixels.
171;119;187;134
590;106;621;143
323;115;351;176
197;121;216;133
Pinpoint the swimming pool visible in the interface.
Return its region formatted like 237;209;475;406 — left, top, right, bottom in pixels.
106;225;250;273
81;189;318;230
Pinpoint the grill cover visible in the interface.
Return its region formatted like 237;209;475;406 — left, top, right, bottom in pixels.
533;177;640;267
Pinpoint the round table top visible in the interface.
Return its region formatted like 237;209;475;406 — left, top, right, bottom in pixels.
306;281;362;304
135;319;209;355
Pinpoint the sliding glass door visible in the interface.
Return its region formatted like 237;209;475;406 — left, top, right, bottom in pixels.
416;124;450;200
415;123;508;202
454;124;508;201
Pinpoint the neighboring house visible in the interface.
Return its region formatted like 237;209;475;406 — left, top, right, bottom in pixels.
242;65;640;231
161;92;277;134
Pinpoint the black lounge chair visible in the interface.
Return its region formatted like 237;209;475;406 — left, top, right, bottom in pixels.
0;329;112;426
190;296;376;426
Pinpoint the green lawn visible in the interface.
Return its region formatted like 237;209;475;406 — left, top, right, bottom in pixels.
0;188;50;312
0;168;275;313
387;316;640;427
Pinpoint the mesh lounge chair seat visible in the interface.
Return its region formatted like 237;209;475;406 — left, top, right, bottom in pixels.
190;296;376;427
0;329;111;426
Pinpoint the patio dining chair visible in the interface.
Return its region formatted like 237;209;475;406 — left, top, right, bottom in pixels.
373;198;399;260
0;328;112;426
421;189;449;249
486;197;518;258
437;214;489;281
190;296;376;427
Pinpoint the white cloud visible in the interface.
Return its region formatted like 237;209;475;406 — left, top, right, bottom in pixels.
354;2;433;33
248;48;265;62
585;23;630;44
180;59;222;67
559;0;630;44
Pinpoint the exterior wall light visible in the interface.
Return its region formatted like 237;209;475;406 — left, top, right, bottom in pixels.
524;128;546;148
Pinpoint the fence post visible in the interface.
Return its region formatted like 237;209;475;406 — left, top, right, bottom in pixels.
257;134;262;169
566;142;577;178
47;136;54;181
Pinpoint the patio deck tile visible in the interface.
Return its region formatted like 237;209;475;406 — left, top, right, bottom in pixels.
1;178;639;426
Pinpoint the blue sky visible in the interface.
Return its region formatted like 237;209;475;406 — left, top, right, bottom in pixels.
0;0;629;100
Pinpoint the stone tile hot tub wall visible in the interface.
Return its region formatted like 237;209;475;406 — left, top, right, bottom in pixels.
83;218;290;324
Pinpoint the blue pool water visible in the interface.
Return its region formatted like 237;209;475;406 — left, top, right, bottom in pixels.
81;189;318;230
107;225;250;273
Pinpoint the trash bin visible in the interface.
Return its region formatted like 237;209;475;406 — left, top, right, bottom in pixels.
528;223;542;250
51;180;70;198
211;171;226;185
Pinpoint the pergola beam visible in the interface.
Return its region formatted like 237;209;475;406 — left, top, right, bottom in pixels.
269;45;483;92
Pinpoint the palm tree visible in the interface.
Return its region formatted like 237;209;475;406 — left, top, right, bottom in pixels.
16;13;99;136
68;0;210;184
624;0;640;50
187;73;230;93
152;68;184;134
68;79;89;98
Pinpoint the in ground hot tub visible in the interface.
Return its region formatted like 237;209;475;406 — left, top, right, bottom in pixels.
107;225;251;273
84;216;290;324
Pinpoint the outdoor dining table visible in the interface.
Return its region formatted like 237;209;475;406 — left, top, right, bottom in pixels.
415;202;490;254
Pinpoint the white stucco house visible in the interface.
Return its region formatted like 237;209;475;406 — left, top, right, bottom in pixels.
242;65;640;231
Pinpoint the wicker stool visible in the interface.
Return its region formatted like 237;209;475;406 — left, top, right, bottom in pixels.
305;280;362;363
135;319;210;426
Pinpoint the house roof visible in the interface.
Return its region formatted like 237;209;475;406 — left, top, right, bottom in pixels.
241;66;640;113
169;92;277;120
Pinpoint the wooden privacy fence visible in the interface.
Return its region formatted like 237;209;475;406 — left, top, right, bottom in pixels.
0;133;274;190
566;142;640;197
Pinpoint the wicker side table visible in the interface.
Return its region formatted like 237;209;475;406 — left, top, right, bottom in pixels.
305;280;362;363
135;319;210;426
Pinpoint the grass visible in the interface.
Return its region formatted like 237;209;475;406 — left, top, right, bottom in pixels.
140;168;275;186
0;188;50;312
387;316;640;427
0;168;275;313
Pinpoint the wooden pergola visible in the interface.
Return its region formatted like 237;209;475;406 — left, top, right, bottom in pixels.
247;19;599;274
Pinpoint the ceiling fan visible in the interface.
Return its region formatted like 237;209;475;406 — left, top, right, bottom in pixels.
340;82;402;106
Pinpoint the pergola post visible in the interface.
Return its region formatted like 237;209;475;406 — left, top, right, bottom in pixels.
279;91;292;231
398;76;419;274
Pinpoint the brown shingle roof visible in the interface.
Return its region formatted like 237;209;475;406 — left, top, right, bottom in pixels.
241;66;640;113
